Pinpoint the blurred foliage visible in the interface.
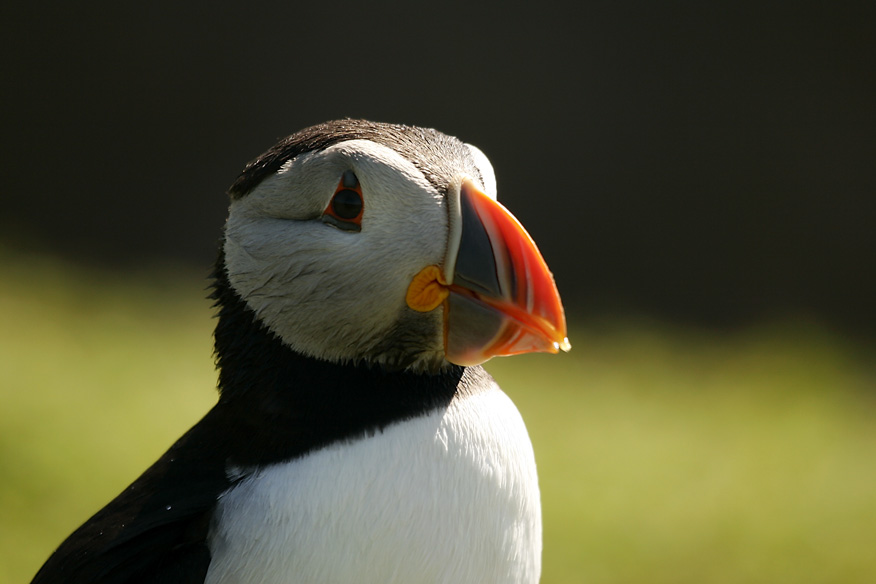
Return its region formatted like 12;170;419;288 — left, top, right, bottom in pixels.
2;249;875;584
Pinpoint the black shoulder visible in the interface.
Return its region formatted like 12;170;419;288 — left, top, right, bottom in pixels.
31;406;234;584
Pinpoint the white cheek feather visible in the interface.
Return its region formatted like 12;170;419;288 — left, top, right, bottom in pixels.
206;385;542;584
464;143;497;200
223;140;449;365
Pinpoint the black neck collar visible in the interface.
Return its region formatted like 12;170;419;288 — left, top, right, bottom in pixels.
208;254;474;466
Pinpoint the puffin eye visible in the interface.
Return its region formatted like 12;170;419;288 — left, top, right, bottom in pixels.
331;190;362;219
322;170;363;232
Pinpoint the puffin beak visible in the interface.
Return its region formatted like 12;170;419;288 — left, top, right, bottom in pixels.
406;179;570;366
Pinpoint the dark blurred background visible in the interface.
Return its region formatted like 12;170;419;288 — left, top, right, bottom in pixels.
2;2;874;333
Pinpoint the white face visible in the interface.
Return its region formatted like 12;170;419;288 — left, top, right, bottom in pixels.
223;139;493;370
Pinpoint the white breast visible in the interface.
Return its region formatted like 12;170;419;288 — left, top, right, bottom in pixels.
205;383;541;584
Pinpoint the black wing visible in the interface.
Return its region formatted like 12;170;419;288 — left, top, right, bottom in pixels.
31;405;234;584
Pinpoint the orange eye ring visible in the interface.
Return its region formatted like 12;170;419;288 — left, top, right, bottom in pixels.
322;170;363;232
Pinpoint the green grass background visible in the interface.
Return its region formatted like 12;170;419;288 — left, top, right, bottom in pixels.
2;249;875;583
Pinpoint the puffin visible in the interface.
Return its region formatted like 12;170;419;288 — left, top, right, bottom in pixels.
31;119;570;584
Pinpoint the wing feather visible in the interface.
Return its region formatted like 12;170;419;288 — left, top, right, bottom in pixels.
31;407;234;584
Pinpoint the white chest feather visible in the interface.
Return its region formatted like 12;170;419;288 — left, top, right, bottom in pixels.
205;384;541;584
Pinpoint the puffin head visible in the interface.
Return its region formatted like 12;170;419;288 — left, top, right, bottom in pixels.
221;120;569;372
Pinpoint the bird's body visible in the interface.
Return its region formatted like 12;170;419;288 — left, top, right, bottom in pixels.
208;367;540;584
32;120;567;584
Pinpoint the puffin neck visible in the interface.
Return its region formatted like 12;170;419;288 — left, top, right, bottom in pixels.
208;252;473;466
